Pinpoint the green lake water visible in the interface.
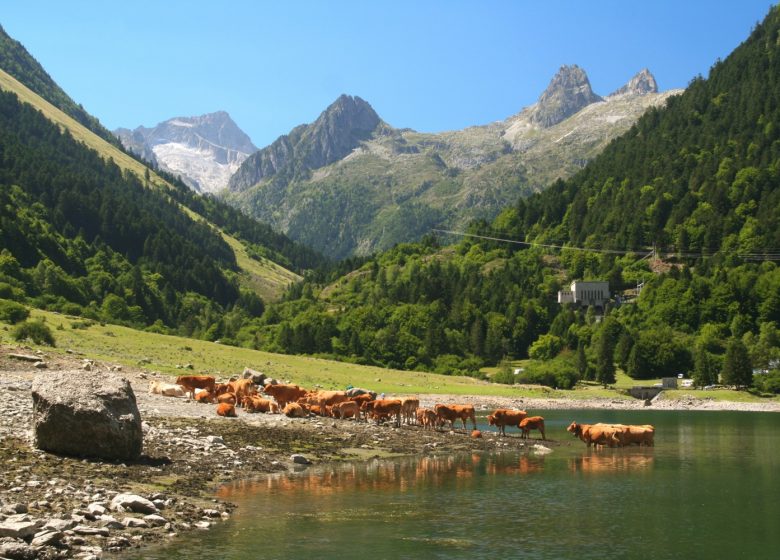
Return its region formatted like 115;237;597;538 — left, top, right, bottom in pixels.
127;410;780;559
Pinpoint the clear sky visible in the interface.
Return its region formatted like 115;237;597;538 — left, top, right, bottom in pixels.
2;1;776;148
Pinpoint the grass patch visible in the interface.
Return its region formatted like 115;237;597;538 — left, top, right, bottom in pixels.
5;308;777;404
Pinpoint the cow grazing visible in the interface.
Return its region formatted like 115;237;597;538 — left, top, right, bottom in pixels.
519;416;546;440
262;384;308;408
216;403;237;417
149;380;187;398
401;398;420;425
176;375;216;396
283;402;307;418
487;409;528;437
434;404;477;431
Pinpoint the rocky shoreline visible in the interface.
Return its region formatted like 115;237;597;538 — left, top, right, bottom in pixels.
1;346;777;559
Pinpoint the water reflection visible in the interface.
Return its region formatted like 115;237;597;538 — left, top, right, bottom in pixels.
217;452;555;502
568;449;654;473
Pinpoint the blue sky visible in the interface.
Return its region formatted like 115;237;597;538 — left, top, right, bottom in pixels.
2;1;776;147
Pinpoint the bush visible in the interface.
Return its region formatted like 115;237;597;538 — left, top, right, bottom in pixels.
0;300;29;324
517;356;579;389
12;320;56;346
753;370;780;394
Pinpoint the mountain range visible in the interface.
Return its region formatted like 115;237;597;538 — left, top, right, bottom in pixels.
221;65;681;259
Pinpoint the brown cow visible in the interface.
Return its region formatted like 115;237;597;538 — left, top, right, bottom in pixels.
416;408;438;430
216;392;237;405
434;404;477;431
519;416;546;440
567;422;622;447
216;403;237;417
400;398;420;425
596;423;655;447
362;399;402;427
242;395;276;413
283;402;307;418
487;409;528;437
331;400;360;420
176;375;216;396
228;379;255;405
262;384;308;408
194;390;214;404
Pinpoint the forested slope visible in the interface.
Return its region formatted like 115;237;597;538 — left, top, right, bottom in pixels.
245;6;780;393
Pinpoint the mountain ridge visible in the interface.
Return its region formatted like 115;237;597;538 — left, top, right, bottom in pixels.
225;66;680;259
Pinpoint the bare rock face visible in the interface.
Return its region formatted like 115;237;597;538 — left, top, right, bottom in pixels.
525;64;602;128
228;94;381;191
610;68;659;96
31;371;142;461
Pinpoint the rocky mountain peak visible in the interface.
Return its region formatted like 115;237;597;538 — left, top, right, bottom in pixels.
610;68;658;96
228;94;382;191
525;64;602;128
114;111;257;193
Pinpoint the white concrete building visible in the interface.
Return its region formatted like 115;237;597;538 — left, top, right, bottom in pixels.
557;280;610;309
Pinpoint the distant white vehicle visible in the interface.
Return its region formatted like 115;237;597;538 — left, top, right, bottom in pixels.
681;379;694;388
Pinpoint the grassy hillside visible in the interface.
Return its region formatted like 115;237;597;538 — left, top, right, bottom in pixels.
0;68;298;301
5;308;775;405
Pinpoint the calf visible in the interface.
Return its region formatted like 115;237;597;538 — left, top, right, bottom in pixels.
519;416;546;440
416;408;438;430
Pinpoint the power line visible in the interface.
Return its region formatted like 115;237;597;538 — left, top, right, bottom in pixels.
432;229;780;261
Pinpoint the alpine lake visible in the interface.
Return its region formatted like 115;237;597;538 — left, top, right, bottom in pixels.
122;409;780;559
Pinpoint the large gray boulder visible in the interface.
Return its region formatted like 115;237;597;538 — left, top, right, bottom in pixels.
32;371;142;461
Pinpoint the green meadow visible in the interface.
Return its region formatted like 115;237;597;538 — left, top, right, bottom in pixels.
3;308;775;405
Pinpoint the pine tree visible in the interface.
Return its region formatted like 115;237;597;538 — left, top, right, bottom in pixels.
692;347;719;388
722;339;753;389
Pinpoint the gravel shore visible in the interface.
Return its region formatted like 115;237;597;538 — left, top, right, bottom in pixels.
1;345;777;559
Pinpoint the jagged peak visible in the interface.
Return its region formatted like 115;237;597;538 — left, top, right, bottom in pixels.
525;64;602;128
609;68;658;97
319;94;380;125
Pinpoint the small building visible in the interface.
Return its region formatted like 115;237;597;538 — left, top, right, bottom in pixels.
557;280;610;309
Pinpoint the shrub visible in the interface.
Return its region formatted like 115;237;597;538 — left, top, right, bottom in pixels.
0;300;29;324
517;355;579;389
12;320;56;346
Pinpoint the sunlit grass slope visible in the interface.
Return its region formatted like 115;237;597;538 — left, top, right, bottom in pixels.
0;68;298;301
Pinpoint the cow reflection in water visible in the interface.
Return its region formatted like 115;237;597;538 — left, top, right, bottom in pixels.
216;455;494;500
569;451;654;474
484;454;546;476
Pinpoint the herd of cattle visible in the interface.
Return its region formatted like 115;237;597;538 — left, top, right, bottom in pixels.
149;376;654;447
